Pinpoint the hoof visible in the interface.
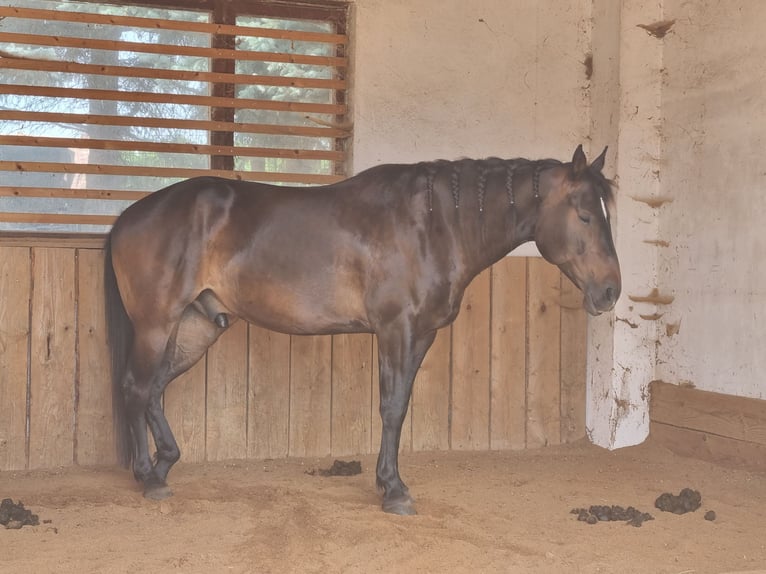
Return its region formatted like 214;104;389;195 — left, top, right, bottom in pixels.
382;496;417;516
143;482;173;501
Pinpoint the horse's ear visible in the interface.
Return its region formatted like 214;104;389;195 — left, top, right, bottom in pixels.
590;146;608;173
572;144;587;176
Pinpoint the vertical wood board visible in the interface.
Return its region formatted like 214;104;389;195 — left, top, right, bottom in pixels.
29;248;76;469
289;334;332;457
0;246;30;470
75;249;114;465
331;333;373;456
248;325;291;459
559;275;588;443
490;257;528;450
525;258;562;448
205;320;248;461
164;360;207;463
411;326;451;451
451;269;491;450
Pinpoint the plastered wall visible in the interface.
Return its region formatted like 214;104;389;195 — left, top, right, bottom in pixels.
350;0;592;171
657;2;766;400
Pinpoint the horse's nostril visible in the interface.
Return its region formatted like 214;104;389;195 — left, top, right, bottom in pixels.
605;286;615;303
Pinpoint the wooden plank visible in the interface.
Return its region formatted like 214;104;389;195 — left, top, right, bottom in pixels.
0;57;347;90
0;234;106;249
559;274;588;443
0;246;30;471
331;334;373;456
247;325;290;460
651;422;766;473
371;335;413;453
650;381;766;446
489;257;527;450
0;6;348;45
163;360;207;464
526;258;562;448
289;335;332;457
0;162;343;186
0;213;115;226
0;110;350;139
74;249;114;466
0;135;345;162
0;84;346;116
0;187;149;201
411;326;451;451
28;247;76;469
205;320;248;461
0;32;347;68
450;269;491;450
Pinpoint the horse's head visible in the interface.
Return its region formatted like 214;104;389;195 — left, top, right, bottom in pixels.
534;145;621;316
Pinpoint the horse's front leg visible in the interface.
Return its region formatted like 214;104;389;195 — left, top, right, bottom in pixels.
375;327;437;515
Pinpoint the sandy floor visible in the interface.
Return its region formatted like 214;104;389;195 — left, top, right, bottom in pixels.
1;439;765;574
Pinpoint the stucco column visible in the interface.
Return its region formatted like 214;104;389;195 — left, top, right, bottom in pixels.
586;0;664;448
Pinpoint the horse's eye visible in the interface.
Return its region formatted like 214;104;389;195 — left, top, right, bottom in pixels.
578;212;591;225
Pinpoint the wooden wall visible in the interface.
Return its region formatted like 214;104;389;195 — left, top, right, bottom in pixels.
0;239;587;471
650;381;766;473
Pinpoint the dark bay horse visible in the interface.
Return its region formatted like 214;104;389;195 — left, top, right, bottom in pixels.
104;144;620;515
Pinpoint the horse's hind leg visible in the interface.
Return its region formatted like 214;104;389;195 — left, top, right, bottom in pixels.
375;326;437;515
122;324;175;493
143;304;230;499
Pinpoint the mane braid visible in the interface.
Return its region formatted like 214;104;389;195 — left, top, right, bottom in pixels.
450;163;461;208
425;164;436;212
505;163;515;207
476;162;487;212
532;161;543;201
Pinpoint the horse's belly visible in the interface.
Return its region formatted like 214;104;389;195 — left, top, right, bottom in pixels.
222;279;371;336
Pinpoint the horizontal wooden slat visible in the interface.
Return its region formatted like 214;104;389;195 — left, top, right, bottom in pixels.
0;161;344;184
0;135;345;162
651;422;766;473
0;111;351;139
0;212;115;225
0;31;347;68
0;187;150;201
0;85;346;115
650;380;766;446
0;233;106;248
0;57;347;90
0;5;348;45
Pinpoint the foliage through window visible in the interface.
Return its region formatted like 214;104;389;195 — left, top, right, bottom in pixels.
0;0;350;233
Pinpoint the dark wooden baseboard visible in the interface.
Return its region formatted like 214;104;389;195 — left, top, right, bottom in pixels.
650;381;766;473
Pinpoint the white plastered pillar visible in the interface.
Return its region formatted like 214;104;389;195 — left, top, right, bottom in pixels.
586;0;664;448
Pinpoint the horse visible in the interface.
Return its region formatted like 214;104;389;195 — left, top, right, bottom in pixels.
104;144;620;515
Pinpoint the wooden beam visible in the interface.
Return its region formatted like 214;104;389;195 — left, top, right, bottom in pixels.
651;423;766;473
650;380;766;446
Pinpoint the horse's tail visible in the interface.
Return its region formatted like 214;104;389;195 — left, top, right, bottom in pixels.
104;232;134;469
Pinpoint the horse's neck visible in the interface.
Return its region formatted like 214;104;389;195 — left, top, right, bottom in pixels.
426;158;542;281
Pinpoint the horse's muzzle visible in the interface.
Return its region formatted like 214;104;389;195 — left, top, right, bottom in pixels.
583;280;620;316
